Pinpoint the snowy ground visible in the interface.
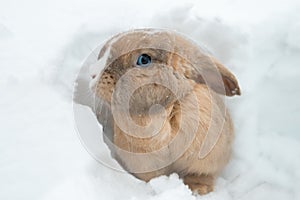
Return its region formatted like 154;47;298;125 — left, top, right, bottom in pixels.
1;0;300;199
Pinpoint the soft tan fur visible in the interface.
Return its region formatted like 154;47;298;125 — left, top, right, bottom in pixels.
91;29;240;195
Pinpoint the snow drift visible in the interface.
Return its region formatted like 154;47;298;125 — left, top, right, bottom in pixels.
0;0;299;200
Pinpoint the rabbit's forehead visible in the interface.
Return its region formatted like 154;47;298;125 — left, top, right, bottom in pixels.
109;31;177;58
99;29;208;58
98;29;209;72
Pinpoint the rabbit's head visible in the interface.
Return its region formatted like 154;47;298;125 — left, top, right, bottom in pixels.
90;29;240;117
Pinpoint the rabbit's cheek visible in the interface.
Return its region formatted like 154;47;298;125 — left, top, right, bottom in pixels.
93;72;116;102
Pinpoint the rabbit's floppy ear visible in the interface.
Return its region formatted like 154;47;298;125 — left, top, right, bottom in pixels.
184;56;241;96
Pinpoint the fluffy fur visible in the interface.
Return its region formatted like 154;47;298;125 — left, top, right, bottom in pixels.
90;29;240;195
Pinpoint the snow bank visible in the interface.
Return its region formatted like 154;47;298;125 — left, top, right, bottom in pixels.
0;0;300;200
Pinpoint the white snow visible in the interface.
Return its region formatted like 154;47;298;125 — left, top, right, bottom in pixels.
1;0;300;200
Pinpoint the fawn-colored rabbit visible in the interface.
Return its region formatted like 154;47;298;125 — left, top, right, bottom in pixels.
90;29;240;195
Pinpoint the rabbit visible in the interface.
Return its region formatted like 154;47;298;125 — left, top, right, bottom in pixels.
89;29;240;195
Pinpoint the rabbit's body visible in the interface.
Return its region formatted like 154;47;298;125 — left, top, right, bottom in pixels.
114;83;234;193
90;29;240;195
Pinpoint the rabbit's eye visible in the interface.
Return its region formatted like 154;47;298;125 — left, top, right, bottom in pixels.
136;54;151;67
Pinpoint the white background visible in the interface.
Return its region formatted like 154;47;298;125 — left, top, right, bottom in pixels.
0;0;300;199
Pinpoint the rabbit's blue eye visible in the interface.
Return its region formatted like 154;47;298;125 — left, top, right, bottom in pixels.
136;54;151;67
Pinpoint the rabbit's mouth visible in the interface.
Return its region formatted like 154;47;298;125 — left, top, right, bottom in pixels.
109;64;191;116
127;83;177;116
